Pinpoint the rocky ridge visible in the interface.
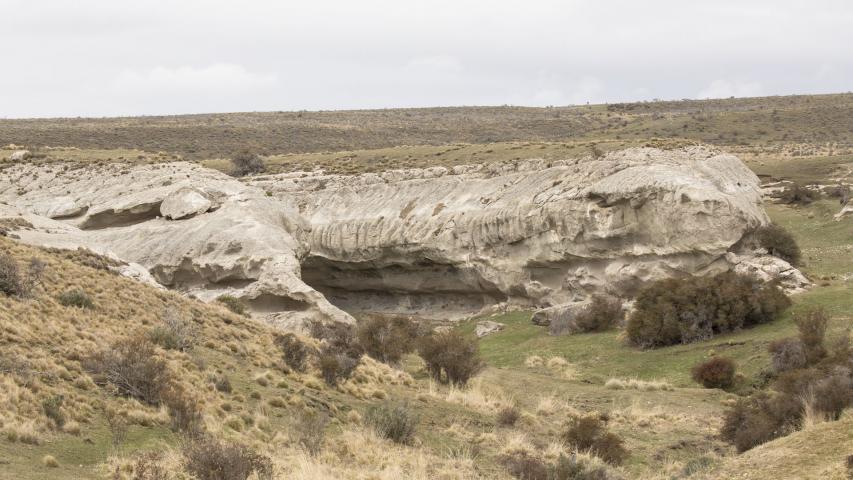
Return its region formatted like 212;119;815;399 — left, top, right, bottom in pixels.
0;147;809;329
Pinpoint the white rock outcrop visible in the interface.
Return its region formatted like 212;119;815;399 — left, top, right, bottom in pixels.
0;147;808;328
9;150;30;162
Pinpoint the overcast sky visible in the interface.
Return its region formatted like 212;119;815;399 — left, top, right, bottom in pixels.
1;0;851;118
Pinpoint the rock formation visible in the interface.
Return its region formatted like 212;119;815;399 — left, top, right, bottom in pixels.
0;147;808;329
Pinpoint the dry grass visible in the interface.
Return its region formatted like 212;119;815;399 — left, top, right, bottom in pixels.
605;377;675;391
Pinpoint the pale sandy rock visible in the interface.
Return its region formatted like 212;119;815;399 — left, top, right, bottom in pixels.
160;187;214;220
0;147;808;326
475;320;505;337
834;203;853;221
531;301;591;328
726;251;811;294
251;146;774;318
9;150;30;161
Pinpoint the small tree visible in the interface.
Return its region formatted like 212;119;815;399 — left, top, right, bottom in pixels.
357;316;418;364
794;307;828;365
229;151;265;177
416;331;484;386
691;357;736;389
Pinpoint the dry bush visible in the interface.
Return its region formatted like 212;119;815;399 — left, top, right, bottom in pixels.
0;252;25;296
210;373;232;393
604;378;673;391
691;357;736;389
160;384;204;435
573;295;624;333
720;392;802;452
769;337;807;373
216;295;248;316
84;335;169;404
552;454;617;480
774;183;817;206
626;272;790;348
502;452;549;480
365;402;418;445
148;310;198;352
126;451;169;480
311;321;361;357
57;288;95;309
561;415;628;465
42;455;59;468
293;411;328;456
318;347;360;386
41;394;65;429
812;372;853;420
417;330;485;386
182;435;273;480
755;223;802;265
229;151;266;177
498;405;521;427
274;333;312;373
794;307;829;365
356;316;418;364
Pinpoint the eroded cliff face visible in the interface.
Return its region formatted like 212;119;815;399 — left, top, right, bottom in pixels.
250;147;798;318
0;147;807;327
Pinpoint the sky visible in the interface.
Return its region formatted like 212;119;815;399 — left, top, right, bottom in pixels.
1;0;851;118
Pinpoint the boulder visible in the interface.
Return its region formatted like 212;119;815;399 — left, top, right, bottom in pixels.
160;187;213;220
531;301;591;328
475;320;505;337
9;150;30;162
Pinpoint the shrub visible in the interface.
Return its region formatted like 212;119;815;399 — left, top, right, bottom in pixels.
160;384;204;435
626;272;790;348
274;333;311;373
83;336;169;404
497;405;521;427
416;331;485;386
128;451;169;480
768;338;807;373
691;357;736;389
183;435;272;480
293;411;328;456
552;454;615;480
812;372;853;421
755;224;801;265
42;455;59;468
311;321;361;358
502;452;549;480
148;310;198;352
0;252;24;297
42;395;65;429
720;392;802;452
794;307;828;365
217;295;248;316
357;316;418;364
573;295;624;333
211;373;233;393
365;402;418;445
229;151;266;177
774;183;817;206
561;416;628;465
58;288;95;309
318;347;360;386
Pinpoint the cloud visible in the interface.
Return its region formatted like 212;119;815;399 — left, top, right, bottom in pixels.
406;55;462;73
697;79;764;99
113;64;277;93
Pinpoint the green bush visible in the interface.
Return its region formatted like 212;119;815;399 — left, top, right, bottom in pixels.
691;357;736;389
416;331;484;386
626;272;790;348
561;415;628;465
42;395;65;429
216;295;248;316
573;295;624;333
755;223;801;265
356;316;418;364
58;288;95;309
365;402;418;445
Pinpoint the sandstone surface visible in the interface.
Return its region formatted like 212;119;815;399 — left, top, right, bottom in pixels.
0;147;808;328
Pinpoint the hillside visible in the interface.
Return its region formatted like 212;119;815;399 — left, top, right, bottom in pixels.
2;93;852;161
